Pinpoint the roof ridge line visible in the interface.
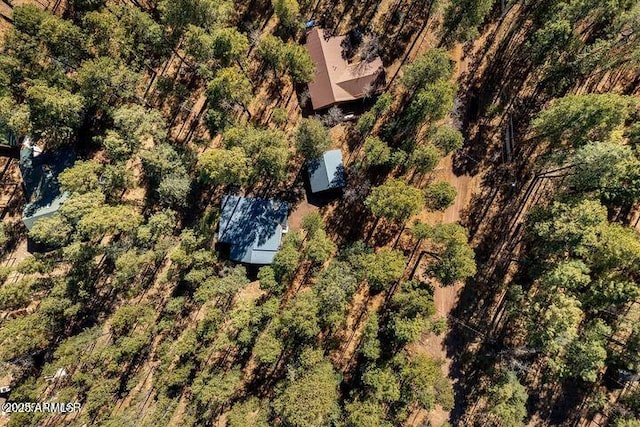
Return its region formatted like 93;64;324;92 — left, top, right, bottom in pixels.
315;29;339;106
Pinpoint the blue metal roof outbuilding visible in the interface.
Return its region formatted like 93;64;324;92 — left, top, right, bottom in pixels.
307;149;346;194
218;195;289;264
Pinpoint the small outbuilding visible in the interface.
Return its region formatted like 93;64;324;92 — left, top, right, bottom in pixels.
218;195;289;264
307;149;346;194
19;140;75;230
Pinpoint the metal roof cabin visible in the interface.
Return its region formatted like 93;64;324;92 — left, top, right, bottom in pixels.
218;195;289;264
307;149;346;194
305;28;384;110
19;140;75;231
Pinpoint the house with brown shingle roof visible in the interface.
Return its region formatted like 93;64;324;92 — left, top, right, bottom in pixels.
305;28;384;110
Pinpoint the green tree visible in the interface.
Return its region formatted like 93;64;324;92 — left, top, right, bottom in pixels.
101;163;133;197
195;265;248;302
359;314;381;360
362;366;401;403
117;6;166;59
82;6;164;63
210;27;249;66
110;304;153;337
272;0;300;29
158;173;191;208
199;147;249;186
76;56;139;112
0;312;52;360
388;280;437;345
431;124;463;154
71;0;106;12
524;199;640;282
526;18;576;66
533;292;584;355
410;143;442;174
539;260;591;292
301;211;323;237
113;104;167;146
0;223;8;248
314;261;359;331
207;66;252;111
0;96;30;137
113;250;153;289
344;399;390;427
272;353;340;427
29;215;72;248
270;107;288;127
253;329;283;365
614;419;640;427
102;106;164;159
279;289;321;341
372;92;394;116
405;81;457;129
139;142;185;184
102;131;132;162
427;223;476;286
77;205;142;239
424;181;457;211
443;0;495;44
257;36;314;83
410;220;434;242
227;397;270;427
362;248;406;292
581;223;640;279
26;83;84;144
224;125;290;182
257;266;285;295
564;320;611;382
12;5;47;36
486;371;528;427
184;25;249;67
357;112;376;136
532;94;635;147
136;209;177;247
159;0;231;36
59;191;106;224
304;229;337;265
184;24;216;64
284;42;315;83
401;353;454;411
257;35;287;76
38;12;86;65
58;160;102;194
566;141;640;206
365;179;425;224
272;231;303;281
295;118;331;160
401;49;454;93
363;136;392;166
83;379;118;421
191;368;242;412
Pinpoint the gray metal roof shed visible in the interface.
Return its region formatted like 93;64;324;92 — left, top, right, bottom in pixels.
307;149;346;194
218;195;289;264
